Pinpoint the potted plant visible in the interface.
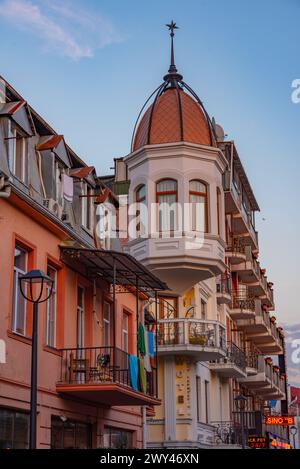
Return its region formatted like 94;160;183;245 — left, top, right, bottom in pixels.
265;357;273;365
190;335;207;346
273;366;280;374
270;316;276;323
268;282;274;289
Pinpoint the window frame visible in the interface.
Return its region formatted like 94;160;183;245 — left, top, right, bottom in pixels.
12;245;28;336
156;178;178;233
103;301;111;347
135;184;146;238
189;179;209;233
8;121;28;184
45;264;58;348
122;311;129;353
81;182;94;232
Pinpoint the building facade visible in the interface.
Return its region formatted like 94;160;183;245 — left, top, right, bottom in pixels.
103;28;289;448
0;78;165;449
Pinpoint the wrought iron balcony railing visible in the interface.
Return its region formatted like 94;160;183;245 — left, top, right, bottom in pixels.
58;346;157;398
157;318;226;351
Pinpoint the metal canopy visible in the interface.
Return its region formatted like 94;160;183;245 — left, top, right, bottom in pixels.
60;247;169;292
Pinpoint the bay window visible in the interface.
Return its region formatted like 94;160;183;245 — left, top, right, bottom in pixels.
135;184;147;237
189;180;208;233
156;179;178;233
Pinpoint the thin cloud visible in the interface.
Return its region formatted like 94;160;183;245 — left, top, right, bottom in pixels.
0;0;122;59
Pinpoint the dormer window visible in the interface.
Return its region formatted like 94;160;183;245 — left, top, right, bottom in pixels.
81;182;94;231
8;121;27;184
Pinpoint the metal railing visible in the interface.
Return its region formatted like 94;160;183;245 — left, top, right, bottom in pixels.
211;342;246;371
225;237;246;255
245;352;259;370
157;318;226;350
58;346;157;398
231;292;255;312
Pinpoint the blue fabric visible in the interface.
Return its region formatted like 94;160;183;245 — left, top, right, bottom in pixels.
129;354;139;391
148;331;155;358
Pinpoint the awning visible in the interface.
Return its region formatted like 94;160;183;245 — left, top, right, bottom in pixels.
60;247;169;292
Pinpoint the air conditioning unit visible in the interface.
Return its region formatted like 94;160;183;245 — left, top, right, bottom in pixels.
43;199;63;218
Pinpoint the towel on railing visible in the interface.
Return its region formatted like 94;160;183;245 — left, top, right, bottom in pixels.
138;323;146;356
139;358;147;393
129;354;139;392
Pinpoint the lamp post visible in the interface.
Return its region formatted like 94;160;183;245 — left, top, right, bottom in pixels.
19;269;53;449
234;394;247;449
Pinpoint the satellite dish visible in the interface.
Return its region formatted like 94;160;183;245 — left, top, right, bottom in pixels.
212;117;225;142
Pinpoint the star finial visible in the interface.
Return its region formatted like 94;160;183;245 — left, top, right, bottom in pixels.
166;20;178;37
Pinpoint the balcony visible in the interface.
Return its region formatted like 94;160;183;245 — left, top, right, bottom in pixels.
56;346;159;407
239;357;286;400
231;252;275;309
210;342;247;378
157;318;227;360
216;274;232;304
223;175;259;250
126;232;226;294
225;238;247;265
237;309;284;354
229;293;256;320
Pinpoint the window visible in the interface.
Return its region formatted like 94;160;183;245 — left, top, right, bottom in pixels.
135;184;147;238
204;380;210;424
201;299;207;320
82;183;94;231
189;180;208;233
156;179;178;233
55;160;63;204
8;121;28;184
51;416;92;449
45;265;57;348
103;301;111;347
0;408;29;449
122;312;129;352
12;245;28;335
77;287;85;350
217;187;221;236
103;427;133;449
196;377;201;422
159;297;177;319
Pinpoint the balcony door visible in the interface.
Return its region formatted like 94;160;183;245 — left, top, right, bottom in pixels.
77;286;85;353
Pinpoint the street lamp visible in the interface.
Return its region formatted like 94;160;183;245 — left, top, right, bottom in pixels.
19;269;53;449
234;394;247;449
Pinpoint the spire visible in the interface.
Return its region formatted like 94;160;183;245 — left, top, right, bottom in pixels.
164;21;183;83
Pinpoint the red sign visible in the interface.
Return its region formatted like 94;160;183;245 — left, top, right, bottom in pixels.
264;416;295;426
248;436;267;449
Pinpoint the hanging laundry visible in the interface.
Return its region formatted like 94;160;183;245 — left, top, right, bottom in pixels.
62;174;74;202
139;358;147;394
129;354;139;392
148;331;155;358
144;331;152;373
138;323;146;356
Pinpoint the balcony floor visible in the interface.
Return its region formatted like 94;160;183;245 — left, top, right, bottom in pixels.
158;344;226;361
56;382;161;406
210;362;247;379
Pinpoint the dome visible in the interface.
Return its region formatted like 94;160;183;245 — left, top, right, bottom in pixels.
131;21;216;152
132;87;215;151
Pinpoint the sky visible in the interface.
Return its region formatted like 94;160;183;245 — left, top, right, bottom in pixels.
0;1;299;341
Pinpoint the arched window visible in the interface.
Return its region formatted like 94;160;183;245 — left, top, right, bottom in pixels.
189;180;208;233
135;185;147;237
217;187;222;236
156;179;178;233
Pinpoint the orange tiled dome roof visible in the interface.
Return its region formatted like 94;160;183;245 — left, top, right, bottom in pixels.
132;87;216;152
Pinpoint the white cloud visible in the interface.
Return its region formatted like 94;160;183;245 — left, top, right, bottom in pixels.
0;0;122;59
